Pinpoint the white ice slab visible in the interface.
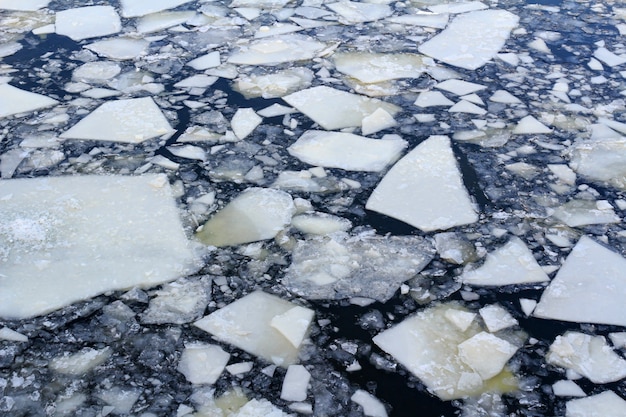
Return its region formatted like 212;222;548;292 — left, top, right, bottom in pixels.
55;6;122;41
414;91;454;108
196;188;295;247
449;100;486;115
351;390;388;417
457;332;517;380
291;213;351;235
568;137;626;190
85;38;150;60
177;343;230;385
235;68;314;99
228;35;327;66
73;61;121;82
326;1;392;23
287;130;407;172
366;135;478;232
49;347;112;375
552;199;620;227
428;1;488;14
194;291;314;367
547;332;626;384
479;304;518;332
361;108;397;135
231;108;262;140
136;11;196;33
120;0;193;18
387;13;449;29
281;364;311;401
552;380;585;397
0;0;49;10
593;47;626;67
436;80;486;96
566;391;626;417
419;9;518;70
187;51;221;70
271;306;315;349
333;52;426;84
283;86;400;131
0;84;58;119
490;90;522;104
60;97;174;143
513;115;552;134
0;174;198;319
460;237;549;286
231;399;294;417
534;236;626;326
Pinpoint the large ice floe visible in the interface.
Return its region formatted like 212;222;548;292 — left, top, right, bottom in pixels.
2;0;626;416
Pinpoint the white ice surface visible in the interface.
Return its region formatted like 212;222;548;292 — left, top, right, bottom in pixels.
177;343;231;385
513;115;552;134
552;199;620;227
60;97;174;143
333;52;426;84
418;9;519;70
287;130;407;172
231;108;262;140
0;84;58;119
270;306;315;349
568;137;626;190
457;332;517;380
280;364;311;401
55;6;122;41
436;80;486;96
49;347;112;376
479;304;518;332
566;391;626;417
533;236;626;326
228;35;327;66
0;174;199;319
460;236;549;286
552;380;586;397
235;68;313;99
136;11;196;33
85;38;150;60
194;291;314;367
350;390;388;417
415;91;454;108
366;135;478;232
231;399;294;417
326;1;392;23
120;0;193;18
0;0;49;11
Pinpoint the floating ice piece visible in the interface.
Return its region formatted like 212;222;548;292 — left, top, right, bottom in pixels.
513;115;552;134
177;343;230;385
291;213;351;235
141;279;211;324
552;199;620;227
167;145;207;161
366;135;478;232
271;306;315;349
283;86;400;130
0;42;21;58
287;130;407;172
552;380;586;397
534;236;626;326
444;309;476;332
136;11;196;33
0;0;49;10
351;390;388;417
49;347;112;375
436;80;486;96
460;236;549;286
0;84;58;119
97;387;141;415
255;23;302;38
281;365;311;401
231;108;262;140
489;90;522;104
593;47;626;67
85;38;150;60
228;35;327;66
283;233;433;302
0;327;28;342
373;303;518;400
0;174;199;319
333;52;427;84
479;304;518;332
415;91;454;107
61;97;174;143
566;391;626;417
234;68;314;99
428;1;488;14
175;75;219;89
548;164;576;185
419;10;519;70
231;399;294;417
610;332;626;349
449;100;486;115
55;6;122;41
568;137;626;190
120;0;193;18
547;332;626;384
187;51;221;70
194;291;314;367
196;188;295;247
387;13;449;29
326;1;392;23
73;61;121;82
361;108;397;135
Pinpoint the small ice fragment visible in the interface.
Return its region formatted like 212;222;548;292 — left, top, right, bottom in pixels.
350;390;388;417
333;52;426;84
226;362;253;376
552;380;586;397
231;108;262;140
552;199;620;227
326;1;392;23
489;90;522;104
566;391;626;417
568;137;626;190
96;387;141;415
593;47;626;67
73;61;121;82
448;100;487;115
428;1;488;14
444;309;476;332
361;108;397;135
177;344;230;384
457;332;518;379
280;364;311;401
548;164;576;185
0;84;58;119
479;304;518;332
0;0;50;10
187;51;221;70
234;68;313;99
414;91;454;108
230;399;293;417
136;11;196;33
291;213;352;235
49;347;112;375
270;306;315;348
228;35;327;66
609;332;626;349
436;80;487;96
55;6;122;41
519;299;537;316
0;327;28;342
85;38;150;60
120;0;193;18
512;115;552;134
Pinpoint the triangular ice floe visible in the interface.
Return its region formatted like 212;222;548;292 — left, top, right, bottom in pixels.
55;6;122;41
120;0;193;18
512;115;552;134
0;84;58;119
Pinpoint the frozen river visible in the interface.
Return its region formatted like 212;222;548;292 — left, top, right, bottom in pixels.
1;0;626;416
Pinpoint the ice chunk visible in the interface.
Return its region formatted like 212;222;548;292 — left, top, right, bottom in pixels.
489;90;522;104
333;52;426;84
175;75;219;89
0;327;28;342
512;116;552;134
610;332;626;349
55;6;122;41
566;391;626;417
227;362;253;375
283;233;434;302
0;0;49;10
270;306;315;348
136;11;196;33
361;108;397;136
234;68;314;99
287;130;407;172
350;390;388;417
534;236;626;326
187;51;221;70
0;84;58;119
444;309;476;332
593;47;626;67
436;80;486;96
479;304;518;332
60;97;174;143
552;199;620;227
281;364;311;401
96;387;141;415
449;100;486;115
231;108;262;140
546;332;626;383
418;10;519;70
519;299;537;316
326;1;392;23
428;1;488;14
73;61;121;82
85;38;150;60
0;174;199;319
283;86;400;131
458;332;517;379
568;137;626;190
231;399;294;417
194;291;314;367
141;279;211;324
552;380;585;397
49;347;112;375
196;188;295;247
548;164;577;185
228;35;327;66
434;232;478;265
291;213;352;235
460;237;549;286
387;13;449;29
177;343;230;385
120;0;193;18
366;135;478;232
373;303;518;400
415;91;454;108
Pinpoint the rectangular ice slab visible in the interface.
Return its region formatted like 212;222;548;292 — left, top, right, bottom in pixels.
0;174;199;319
418;10;519;70
366;135;478;232
55;6;122;41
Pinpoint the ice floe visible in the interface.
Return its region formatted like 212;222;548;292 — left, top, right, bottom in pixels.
178;343;231;385
194;291;314;367
85;38;150;60
228;35;327;66
234;68;314;99
568;137;626;190
326;1;392;24
350;390;388;417
565;391;626;417
0;174;198;319
366;135;478;232
0;84;58;118
287;130;407;172
418;10;519;70
49;347;112;376
333;52;427;84
0;0;50;10
120;0;193;18
55;6;122;41
280;364;310;401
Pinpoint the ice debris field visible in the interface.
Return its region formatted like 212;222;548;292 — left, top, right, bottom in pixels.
1;0;626;416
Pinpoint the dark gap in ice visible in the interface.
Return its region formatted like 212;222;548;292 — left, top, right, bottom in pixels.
451;142;491;211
